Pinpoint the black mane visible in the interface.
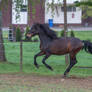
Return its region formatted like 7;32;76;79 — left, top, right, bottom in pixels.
39;24;58;40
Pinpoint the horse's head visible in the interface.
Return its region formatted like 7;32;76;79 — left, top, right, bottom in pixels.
26;23;40;38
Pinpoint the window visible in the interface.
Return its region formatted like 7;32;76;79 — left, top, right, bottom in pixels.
72;7;76;12
67;6;72;12
21;5;27;12
61;6;76;12
12;0;28;24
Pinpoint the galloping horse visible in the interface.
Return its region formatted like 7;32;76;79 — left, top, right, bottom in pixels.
26;23;92;77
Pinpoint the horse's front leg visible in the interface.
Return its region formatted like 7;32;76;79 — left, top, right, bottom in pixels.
42;53;53;71
34;51;45;68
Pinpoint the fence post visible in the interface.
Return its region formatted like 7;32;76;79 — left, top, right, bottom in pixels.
20;41;23;72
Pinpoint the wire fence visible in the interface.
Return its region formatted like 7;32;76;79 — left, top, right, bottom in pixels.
0;41;92;73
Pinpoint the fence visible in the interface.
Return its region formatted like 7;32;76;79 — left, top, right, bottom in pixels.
1;30;92;74
0;41;41;72
0;41;92;72
0;42;23;72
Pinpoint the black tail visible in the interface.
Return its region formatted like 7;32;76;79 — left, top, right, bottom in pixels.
82;40;92;54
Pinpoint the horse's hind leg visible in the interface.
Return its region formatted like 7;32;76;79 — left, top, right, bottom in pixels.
64;54;77;77
42;53;53;71
34;51;45;68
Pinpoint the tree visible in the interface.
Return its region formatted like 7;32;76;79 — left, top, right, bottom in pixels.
0;23;6;61
75;0;92;19
63;0;69;65
63;0;67;37
0;0;6;62
75;0;92;6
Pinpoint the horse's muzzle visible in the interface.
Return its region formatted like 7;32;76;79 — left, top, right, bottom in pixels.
27;33;33;38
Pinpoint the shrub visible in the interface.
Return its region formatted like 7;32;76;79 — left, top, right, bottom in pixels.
32;37;39;42
70;30;75;37
25;26;32;41
61;30;64;37
16;27;22;41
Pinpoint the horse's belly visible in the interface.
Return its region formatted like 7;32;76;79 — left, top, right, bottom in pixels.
52;51;68;55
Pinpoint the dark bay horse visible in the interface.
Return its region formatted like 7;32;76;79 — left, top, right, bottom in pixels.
26;23;92;77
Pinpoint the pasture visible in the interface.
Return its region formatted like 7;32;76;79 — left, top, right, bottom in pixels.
0;31;92;92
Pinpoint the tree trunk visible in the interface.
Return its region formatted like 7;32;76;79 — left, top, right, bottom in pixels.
63;0;67;37
0;11;6;62
63;0;69;65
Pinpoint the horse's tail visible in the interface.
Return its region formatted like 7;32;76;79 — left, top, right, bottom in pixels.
82;40;92;54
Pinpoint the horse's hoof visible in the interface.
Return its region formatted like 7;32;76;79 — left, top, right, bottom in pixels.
46;66;53;71
62;74;68;78
49;67;53;71
35;65;39;69
50;68;53;71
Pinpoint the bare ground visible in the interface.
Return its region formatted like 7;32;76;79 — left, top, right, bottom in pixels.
0;74;92;92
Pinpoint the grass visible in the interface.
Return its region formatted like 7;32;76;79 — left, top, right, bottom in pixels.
0;31;91;77
0;30;92;92
0;83;91;92
0;62;92;77
0;84;91;92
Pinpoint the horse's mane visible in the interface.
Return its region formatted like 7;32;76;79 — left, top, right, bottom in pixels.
39;24;58;39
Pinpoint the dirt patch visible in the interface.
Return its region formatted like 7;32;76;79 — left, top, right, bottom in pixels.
0;74;92;92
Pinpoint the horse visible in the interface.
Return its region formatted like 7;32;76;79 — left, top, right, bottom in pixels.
26;23;92;77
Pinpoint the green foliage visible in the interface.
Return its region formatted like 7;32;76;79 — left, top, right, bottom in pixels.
25;26;29;34
74;0;92;18
60;30;64;37
32;37;39;42
29;0;42;19
25;26;31;41
16;27;22;42
70;30;75;37
25;26;39;42
0;0;8;10
75;0;92;7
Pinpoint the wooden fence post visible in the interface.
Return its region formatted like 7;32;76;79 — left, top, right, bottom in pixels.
20;41;23;72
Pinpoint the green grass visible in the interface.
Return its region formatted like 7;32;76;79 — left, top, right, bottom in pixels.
4;41;92;67
57;31;92;41
0;83;91;92
0;31;92;92
0;62;92;77
0;31;92;77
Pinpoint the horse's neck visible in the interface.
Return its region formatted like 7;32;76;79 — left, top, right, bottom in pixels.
39;34;52;49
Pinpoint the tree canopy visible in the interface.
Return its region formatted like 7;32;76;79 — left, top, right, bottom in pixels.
75;0;92;6
75;0;92;19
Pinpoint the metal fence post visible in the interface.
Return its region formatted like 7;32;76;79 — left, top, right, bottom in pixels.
20;41;23;72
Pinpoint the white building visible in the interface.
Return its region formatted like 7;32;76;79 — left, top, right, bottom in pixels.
45;0;82;25
12;0;28;24
2;0;83;29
